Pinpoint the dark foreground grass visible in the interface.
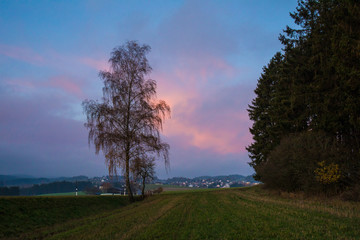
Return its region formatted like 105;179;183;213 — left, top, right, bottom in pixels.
1;186;360;240
0;195;130;239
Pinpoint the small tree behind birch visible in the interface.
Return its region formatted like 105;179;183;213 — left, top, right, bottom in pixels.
132;156;155;198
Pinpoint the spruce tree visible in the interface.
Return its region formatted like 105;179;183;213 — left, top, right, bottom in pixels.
248;0;360;190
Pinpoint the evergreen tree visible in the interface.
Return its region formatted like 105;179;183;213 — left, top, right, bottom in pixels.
248;0;360;191
247;52;285;179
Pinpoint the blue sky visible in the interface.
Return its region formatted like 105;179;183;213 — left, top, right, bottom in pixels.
0;0;298;178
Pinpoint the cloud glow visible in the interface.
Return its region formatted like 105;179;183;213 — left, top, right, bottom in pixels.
0;0;298;178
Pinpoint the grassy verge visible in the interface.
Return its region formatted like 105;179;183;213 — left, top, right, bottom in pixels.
38;191;87;196
2;186;359;239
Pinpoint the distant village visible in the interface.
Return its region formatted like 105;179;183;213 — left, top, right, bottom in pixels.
92;174;259;191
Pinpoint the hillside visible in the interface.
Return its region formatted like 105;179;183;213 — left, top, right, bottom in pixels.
1;186;359;239
0;175;89;187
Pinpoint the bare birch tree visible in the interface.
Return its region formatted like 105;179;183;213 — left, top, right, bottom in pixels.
131;156;155;198
82;41;170;202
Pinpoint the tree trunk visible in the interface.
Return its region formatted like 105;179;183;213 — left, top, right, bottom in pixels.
125;154;134;202
141;176;145;198
125;79;134;202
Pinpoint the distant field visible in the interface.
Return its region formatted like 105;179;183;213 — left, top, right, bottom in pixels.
1;186;359;239
38;191;87;196
145;184;192;191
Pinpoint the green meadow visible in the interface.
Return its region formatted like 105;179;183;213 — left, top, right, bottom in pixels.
1;187;359;240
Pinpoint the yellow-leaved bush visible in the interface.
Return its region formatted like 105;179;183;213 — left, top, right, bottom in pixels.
314;161;341;184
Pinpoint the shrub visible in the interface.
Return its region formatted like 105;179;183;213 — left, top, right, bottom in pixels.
258;131;345;193
314;161;341;185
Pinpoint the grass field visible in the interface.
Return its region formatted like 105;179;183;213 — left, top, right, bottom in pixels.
1;186;359;240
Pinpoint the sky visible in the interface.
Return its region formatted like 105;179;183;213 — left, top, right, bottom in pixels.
0;0;298;179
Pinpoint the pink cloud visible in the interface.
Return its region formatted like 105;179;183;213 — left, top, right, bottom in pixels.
151;52;252;156
153;53;238;103
5;78;37;91
4;75;85;100
189;54;236;80
0;43;44;65
163;109;252;155
0;43;109;76
48;76;84;99
170;53;237;84
79;57;109;71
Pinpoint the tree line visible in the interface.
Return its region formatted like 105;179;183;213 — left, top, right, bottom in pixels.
0;181;93;196
248;0;359;198
0;186;20;196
